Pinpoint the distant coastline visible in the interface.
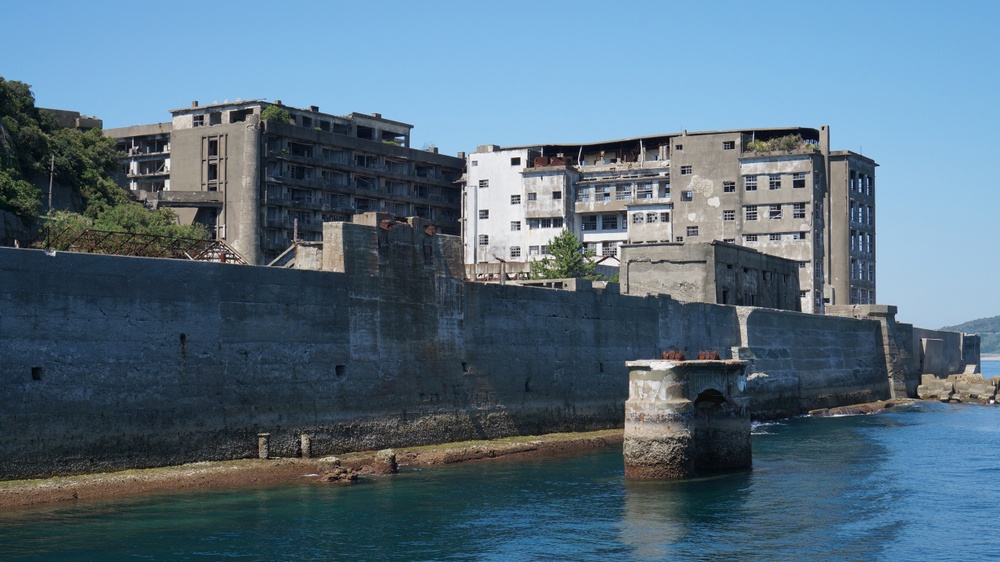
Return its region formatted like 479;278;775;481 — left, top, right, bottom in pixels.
983;354;1000;361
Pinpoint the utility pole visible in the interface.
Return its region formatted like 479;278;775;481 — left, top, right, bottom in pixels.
48;154;54;213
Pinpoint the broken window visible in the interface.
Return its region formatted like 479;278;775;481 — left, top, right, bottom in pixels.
723;140;735;150
687;226;699;237
509;246;522;259
745;206;758;221
723;210;735;221
208;138;219;157
581;216;598;231
602;244;617;257
769;175;781;190
745;234;758;242
381;130;406;145
289;143;313;158
661;212;671;222
675;144;683;151
209;112;222;126
597;186;611;201
769;204;782;220
616;185;632;201
602;214;618;230
575;187;590;202
355;175;373;190
230;109;251;123
680;165;692;175
193;115;204;127
637;183;653;199
770;233;782;241
207;163;218;182
529;246;539;255
357;125;374;140
479;179;489;189
675;236;684;242
632;213;644;225
793;172;806;188
744;176;757;191
478;234;489;246
355;154;378;168
479;210;489;219
646;212;659;224
795;232;807;240
319;120;331;132
552;191;562;200
681;191;693;201
511;221;521;231
511;194;521;204
301;116;313;128
793;203;806;219
723;181;735;193
527;192;537;201
511;157;521;166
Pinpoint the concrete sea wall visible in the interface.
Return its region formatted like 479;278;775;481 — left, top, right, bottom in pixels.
0;221;975;479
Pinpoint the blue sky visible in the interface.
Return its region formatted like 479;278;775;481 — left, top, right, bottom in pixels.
5;0;997;329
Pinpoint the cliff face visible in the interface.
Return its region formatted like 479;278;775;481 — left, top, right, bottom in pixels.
0;220;974;480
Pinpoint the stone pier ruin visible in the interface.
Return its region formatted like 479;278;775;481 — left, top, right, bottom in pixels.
624;359;751;480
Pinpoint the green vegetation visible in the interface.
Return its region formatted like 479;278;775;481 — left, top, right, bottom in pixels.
260;105;291;123
531;229;597;280
745;134;814;153
941;315;1000;355
0;77;205;239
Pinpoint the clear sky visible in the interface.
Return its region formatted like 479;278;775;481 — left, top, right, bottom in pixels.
4;0;997;329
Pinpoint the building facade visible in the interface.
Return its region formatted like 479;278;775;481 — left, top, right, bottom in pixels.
463;127;876;313
106;101;464;265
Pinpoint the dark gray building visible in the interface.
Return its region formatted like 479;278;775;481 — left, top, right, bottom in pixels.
107;100;464;265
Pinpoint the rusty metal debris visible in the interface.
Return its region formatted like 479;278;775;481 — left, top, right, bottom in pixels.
30;227;249;264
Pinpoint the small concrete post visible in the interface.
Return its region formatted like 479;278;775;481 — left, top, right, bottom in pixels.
300;434;312;459
257;433;271;460
372;448;398;474
624;359;750;480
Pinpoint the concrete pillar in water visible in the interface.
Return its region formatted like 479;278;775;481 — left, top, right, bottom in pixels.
258;433;271;460
624;359;750;480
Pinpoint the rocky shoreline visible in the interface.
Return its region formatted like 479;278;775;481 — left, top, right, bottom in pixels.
0;430;623;509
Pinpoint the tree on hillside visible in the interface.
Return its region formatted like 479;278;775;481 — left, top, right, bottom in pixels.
531;229;597;280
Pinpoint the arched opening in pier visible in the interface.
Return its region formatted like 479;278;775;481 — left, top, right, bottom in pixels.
694;388;727;410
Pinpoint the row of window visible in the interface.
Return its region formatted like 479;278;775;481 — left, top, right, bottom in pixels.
851;230;875;254
744;203;808;221
851;259;876;282
576;182;669;202
743;232;809;242
744;172;808;192
849;201;874;226
850;171;874;196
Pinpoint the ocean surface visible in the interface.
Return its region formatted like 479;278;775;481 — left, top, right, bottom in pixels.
4;361;1000;561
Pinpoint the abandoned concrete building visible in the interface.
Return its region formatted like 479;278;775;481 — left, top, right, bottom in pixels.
463;127;876;313
105;101;464;265
620;241;802;311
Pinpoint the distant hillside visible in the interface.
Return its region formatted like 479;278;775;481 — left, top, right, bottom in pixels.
941;316;1000;355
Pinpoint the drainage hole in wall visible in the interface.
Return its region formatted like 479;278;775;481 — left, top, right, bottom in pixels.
461;362;470;373
180;333;187;344
335;365;346;377
31;366;43;381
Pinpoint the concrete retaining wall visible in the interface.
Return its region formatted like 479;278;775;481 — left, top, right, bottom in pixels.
0;223;972;479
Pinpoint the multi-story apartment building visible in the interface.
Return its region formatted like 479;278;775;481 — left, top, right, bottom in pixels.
106;100;464;265
463;127;876;313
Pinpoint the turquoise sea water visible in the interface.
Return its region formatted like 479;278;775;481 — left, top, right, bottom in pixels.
5;380;1000;560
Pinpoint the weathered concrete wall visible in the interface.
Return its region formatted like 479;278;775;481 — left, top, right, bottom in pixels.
0;221;971;479
736;307;889;419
